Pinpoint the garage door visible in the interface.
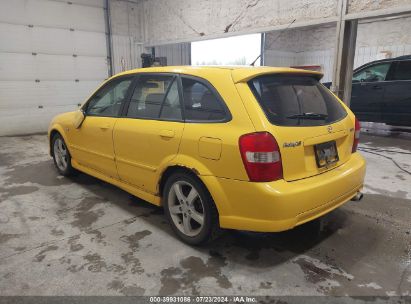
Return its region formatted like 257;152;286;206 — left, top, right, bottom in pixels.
0;0;109;136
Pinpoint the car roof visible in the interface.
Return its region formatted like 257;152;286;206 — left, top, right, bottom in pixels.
115;65;324;82
354;55;411;72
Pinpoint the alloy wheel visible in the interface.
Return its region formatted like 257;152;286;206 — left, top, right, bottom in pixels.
53;137;68;172
167;181;205;237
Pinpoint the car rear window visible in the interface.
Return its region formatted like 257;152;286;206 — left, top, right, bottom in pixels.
390;61;411;80
248;75;347;126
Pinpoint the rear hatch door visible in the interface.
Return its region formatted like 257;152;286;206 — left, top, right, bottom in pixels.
235;71;355;182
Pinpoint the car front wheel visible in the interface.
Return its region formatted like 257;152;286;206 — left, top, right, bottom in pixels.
163;172;220;245
52;133;75;176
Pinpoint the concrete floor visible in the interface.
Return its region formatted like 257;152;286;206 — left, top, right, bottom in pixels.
0;134;410;296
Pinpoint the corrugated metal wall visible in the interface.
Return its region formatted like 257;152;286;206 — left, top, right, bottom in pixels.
111;35;144;73
0;0;108;136
155;43;191;66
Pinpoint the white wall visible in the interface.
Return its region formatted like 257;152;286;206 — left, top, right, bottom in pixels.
110;0;192;69
348;0;411;14
141;0;410;46
109;0;145;74
264;24;336;82
264;16;411;83
354;16;411;68
143;0;339;46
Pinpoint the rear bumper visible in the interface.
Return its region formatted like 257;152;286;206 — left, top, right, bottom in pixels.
203;153;366;232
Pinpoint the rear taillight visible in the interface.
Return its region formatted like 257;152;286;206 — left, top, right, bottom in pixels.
352;118;360;153
239;132;283;182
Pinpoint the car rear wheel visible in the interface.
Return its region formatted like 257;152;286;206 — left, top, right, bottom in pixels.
52;134;74;176
163;172;220;245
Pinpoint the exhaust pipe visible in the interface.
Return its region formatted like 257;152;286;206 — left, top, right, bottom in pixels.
351;191;363;201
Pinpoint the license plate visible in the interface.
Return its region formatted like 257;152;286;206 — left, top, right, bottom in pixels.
314;141;339;168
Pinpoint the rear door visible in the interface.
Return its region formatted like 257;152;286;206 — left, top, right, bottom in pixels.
382;60;411;126
350;62;392;123
237;74;354;182
113;73;184;194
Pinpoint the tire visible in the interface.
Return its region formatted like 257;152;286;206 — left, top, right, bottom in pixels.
51;133;75;176
163;172;220;245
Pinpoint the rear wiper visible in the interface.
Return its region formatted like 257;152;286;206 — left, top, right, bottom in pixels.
286;112;328;120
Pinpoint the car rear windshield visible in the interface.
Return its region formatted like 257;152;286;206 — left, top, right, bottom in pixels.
248;75;347;126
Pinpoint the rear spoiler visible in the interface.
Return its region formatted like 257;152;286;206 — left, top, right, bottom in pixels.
231;67;323;83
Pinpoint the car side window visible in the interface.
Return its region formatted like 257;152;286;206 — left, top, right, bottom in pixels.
181;77;227;122
390;61;411;80
352;63;391;83
86;77;133;117
159;79;182;120
127;75;181;120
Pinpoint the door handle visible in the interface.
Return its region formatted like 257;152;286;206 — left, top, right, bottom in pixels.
99;123;110;130
159;129;175;138
372;85;383;90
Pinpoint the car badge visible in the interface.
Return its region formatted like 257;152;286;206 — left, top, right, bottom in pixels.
327;125;333;133
283;141;302;148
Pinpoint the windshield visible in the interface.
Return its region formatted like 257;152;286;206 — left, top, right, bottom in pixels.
248;75;347;126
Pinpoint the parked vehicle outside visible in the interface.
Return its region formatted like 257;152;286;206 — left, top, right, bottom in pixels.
49;66;366;245
324;55;411;126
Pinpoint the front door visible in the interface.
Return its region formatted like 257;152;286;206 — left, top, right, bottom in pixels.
69;76;134;178
113;74;184;193
350;62;392;123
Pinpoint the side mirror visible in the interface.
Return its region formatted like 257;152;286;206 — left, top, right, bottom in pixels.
73;109;86;129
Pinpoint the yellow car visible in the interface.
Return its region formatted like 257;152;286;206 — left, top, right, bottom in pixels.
48;66;366;245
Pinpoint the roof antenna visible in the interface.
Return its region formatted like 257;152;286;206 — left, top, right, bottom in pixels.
250;18;296;66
